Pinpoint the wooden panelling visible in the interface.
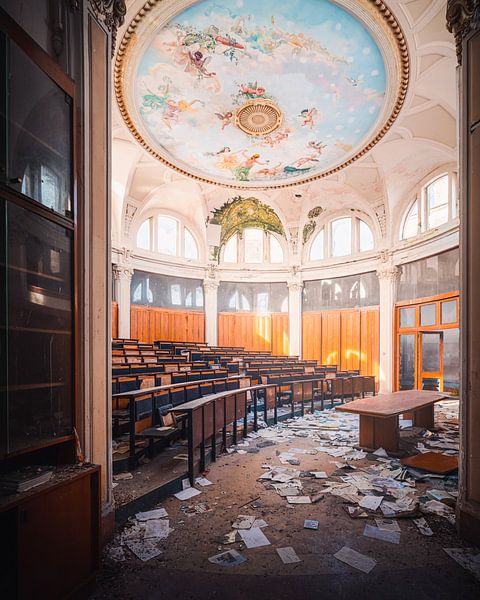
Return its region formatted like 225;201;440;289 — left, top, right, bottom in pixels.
218;312;289;355
302;308;379;378
130;306;205;344
112;301;118;339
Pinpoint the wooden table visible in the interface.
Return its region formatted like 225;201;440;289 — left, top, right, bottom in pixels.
336;390;448;452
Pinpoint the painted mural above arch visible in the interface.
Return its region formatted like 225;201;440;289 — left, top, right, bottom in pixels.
116;0;409;190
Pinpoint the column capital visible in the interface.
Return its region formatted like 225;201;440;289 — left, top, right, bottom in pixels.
112;264;134;281
446;0;479;65
203;278;220;292
287;278;303;293
376;265;402;282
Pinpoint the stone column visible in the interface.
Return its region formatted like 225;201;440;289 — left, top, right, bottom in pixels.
113;264;134;339
203;278;219;346
376;265;401;393
287;279;303;357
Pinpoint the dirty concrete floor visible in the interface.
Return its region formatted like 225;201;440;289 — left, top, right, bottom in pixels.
93;421;479;600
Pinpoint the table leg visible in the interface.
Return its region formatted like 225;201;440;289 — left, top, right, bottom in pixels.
359;415;399;452
413;404;435;429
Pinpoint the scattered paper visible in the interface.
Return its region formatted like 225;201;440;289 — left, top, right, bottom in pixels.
334;546;377;574
174;487;202;501
144;519;172;540
363;524;400;544
277;547;301;564
238;527;271;548
113;472;133;481
374;518;401;533
287;496;312;504
311;471;328;479
232;515;256;530
304;519;319;530
222;530;239;544
359;495;384;511
195;477;213;487
252;519;268;528
344;506;368;518
444;548;480;581
209;549;246;568
135;508;168;521
126;540;162;562
413;517;434;536
373;447;388;457
182;478;191;490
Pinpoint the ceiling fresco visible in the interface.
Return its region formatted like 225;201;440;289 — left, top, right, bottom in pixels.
119;0;399;188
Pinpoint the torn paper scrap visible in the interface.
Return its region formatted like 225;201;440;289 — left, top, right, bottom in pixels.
126;540;162;562
311;471;328;479
374;518;401;533
135;508;168;521
232;515;256;530
287;496;312;504
195;477;213;487
359;495;384;511
413;518;434;536
173;487;202;501
277;547;301;564
252;519;268;529
334;546;377;574
238;527;271;549
363;524;400;544
144;519;173;540
304;519;319;530
373;448;388;457
208;549;247;568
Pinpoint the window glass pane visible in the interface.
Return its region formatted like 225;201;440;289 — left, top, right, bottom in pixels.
441;300;457;324
443;328;460;395
218;282;288;312
7;39;72;216
427;175;449;228
359;220;374;252
269;235;284;263
399;334;415;390
331;218;352;257
309;230;324;261
401;201;418;240
399;307;415;328
244;228;264;263
257;293;269;311
420;304;436;326
303;272;379;310
136;219;150;250
157;216;177;255
130;271;204;310
184;227;198;260
4;200;73;453
422;333;441;371
223;235;238;263
170;284;181;305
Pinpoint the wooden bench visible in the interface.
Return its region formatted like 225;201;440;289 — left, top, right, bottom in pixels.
336;390;448;452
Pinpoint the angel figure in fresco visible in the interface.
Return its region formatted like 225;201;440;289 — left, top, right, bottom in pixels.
234;152;267;181
294;141;327;168
299;108;319;129
215;111;234;130
161;98;204;129
239;81;267;98
308;140;327;152
256;162;284;177
188;50;216;78
263;128;292;148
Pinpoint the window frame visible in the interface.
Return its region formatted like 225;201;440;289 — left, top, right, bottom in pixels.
220;228;286;265
134;213;201;262
307;216;376;262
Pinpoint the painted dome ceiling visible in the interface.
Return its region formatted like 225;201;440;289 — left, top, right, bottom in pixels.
116;0;409;189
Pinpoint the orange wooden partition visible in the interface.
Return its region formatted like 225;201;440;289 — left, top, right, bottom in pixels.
130;305;205;343
302;307;379;378
112;301;118;339
218;312;289;355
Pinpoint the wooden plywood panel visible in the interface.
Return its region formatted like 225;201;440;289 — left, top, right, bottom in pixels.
112;301;118;339
360;308;380;380
218;312;288;354
321;311;341;366
271;313;289;356
302;312;322;362
130;306;205;343
341;310;361;371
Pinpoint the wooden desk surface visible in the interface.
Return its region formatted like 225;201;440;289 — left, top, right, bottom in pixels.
335;390;448;418
170;384;276;412
112;375;248;399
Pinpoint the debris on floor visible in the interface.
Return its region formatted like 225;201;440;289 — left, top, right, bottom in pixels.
334;546;377;574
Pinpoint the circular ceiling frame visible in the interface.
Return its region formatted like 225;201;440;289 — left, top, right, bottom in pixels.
115;0;410;190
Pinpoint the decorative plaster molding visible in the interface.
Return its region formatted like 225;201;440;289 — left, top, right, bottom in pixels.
203;279;220;292
287;280;304;293
288;226;300;255
89;0;126;57
446;0;479;65
123;203;138;238
376;265;402;281
373;203;387;237
113;264;134;280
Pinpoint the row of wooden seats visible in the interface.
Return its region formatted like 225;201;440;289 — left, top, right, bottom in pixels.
112;368;230;394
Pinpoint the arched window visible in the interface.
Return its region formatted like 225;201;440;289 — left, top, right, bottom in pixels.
135;214;200;260
308;216;375;261
221;229;285;264
400;173;457;241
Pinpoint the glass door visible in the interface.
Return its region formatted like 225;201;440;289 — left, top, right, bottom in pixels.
419;331;443;391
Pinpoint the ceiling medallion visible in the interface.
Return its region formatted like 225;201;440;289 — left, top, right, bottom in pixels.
235;100;283;137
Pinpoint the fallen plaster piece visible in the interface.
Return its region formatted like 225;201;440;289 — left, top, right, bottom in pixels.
232;515;256;530
359;495;384;511
238;527;271;549
126;540;162;562
334;546;377;574
363;524;401;544
443;548;480;581
277;547;301;564
208;549;246;567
